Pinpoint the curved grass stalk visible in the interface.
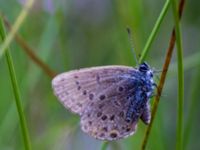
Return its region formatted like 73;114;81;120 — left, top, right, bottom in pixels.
1;15;57;78
0;0;34;58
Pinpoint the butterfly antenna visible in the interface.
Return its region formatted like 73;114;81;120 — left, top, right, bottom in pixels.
126;27;139;65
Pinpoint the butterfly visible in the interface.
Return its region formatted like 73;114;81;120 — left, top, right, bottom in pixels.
52;62;156;140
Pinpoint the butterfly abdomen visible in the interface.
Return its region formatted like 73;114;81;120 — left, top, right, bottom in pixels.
125;90;148;123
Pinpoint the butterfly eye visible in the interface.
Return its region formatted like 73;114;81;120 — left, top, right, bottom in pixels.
139;62;149;73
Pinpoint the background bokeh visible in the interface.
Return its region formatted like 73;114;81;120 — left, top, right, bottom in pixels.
0;0;200;150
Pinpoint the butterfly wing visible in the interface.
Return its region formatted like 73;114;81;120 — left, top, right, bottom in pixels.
52;65;142;140
52;65;136;115
80;76;140;140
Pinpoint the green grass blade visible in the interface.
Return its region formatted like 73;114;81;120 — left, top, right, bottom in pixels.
101;142;109;150
171;0;184;150
0;17;32;150
139;0;171;63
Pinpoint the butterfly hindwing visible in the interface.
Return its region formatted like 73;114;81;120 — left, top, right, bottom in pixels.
140;102;151;125
80;77;140;140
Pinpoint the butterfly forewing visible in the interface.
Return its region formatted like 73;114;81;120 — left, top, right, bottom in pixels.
52;66;136;115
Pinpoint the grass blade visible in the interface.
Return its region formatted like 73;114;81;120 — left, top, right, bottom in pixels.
101;142;109;150
171;0;184;149
140;0;185;149
0;17;32;150
139;0;171;63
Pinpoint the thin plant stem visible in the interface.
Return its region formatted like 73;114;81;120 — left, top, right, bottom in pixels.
0;0;34;58
171;0;184;149
139;0;171;63
141;0;185;149
1;14;57;78
101;141;109;150
0;17;32;150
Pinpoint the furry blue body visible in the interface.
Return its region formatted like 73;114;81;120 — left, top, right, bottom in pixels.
125;62;155;123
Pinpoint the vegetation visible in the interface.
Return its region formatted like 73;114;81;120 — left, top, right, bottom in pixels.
0;0;199;150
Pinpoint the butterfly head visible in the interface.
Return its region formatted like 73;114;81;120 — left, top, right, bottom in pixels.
139;62;153;78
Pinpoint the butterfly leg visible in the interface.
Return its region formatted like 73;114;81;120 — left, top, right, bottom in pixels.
140;102;151;125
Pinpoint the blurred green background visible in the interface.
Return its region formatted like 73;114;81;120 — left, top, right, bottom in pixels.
0;0;200;150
